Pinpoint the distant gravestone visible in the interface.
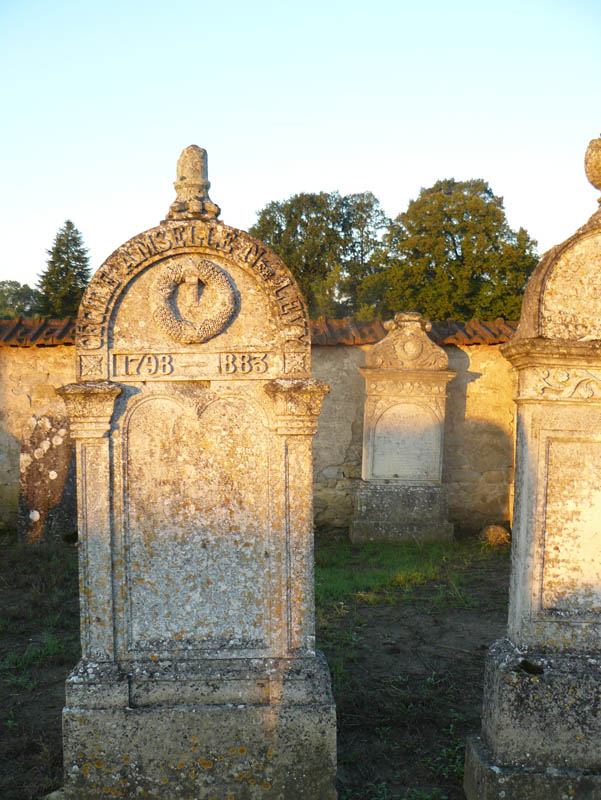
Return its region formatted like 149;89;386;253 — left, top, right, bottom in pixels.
465;136;601;798
350;312;454;541
58;146;336;799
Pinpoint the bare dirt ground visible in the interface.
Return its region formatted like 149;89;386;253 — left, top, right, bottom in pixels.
0;535;510;800
317;536;510;800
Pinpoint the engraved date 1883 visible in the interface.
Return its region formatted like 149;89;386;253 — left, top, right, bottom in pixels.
218;352;268;374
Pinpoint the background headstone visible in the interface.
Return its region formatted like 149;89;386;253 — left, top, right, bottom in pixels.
351;312;455;541
59;146;337;799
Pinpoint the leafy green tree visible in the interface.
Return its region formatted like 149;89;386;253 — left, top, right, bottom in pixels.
36;220;91;317
357;179;538;321
338;192;389;313
0;281;40;319
250;191;388;317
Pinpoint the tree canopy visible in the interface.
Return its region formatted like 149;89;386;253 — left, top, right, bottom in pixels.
249;191;388;317
36;220;91;318
0;281;40;319
357;179;538;321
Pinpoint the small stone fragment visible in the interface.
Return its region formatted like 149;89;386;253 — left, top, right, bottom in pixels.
481;524;511;547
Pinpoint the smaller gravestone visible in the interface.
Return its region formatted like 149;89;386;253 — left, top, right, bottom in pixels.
465;135;601;799
350;312;454;541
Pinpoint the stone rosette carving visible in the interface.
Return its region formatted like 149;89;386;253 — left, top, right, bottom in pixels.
366;312;448;370
79;355;103;377
150;256;238;344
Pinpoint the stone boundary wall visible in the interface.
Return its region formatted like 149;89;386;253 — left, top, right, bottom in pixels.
0;340;516;537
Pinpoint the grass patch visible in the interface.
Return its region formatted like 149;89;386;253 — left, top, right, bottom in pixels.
0;530;510;799
0;534;79;800
315;534;510;800
315;537;500;609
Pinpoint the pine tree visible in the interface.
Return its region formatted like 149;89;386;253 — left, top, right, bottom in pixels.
37;220;91;317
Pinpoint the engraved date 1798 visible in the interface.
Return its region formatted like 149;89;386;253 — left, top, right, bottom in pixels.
119;353;174;376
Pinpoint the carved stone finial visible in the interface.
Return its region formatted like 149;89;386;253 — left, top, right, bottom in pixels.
166;145;220;221
585;135;601;206
383;311;432;334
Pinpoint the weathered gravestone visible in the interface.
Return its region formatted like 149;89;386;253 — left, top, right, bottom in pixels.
58;146;337;799
350;313;454;542
465;135;601;798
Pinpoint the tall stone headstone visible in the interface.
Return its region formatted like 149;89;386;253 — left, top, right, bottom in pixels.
350;313;454;542
58;146;337;799
465;136;601;798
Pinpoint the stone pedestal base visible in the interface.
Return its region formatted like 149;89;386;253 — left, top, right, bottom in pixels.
464;637;601;799
350;481;453;542
62;653;337;799
465;736;601;800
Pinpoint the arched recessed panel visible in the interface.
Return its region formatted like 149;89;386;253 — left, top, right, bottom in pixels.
372;402;442;481
125;395;270;653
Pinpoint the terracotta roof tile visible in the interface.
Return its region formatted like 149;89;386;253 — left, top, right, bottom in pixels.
310;317;517;347
0;317;76;346
429;318;517;346
0;316;517;348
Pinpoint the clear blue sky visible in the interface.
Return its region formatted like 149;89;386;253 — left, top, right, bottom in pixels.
1;0;600;288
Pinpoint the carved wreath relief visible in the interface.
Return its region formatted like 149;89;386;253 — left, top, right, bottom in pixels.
150;255;238;344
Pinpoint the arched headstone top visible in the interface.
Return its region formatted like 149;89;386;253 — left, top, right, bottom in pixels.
75;146;310;382
514;135;601;342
